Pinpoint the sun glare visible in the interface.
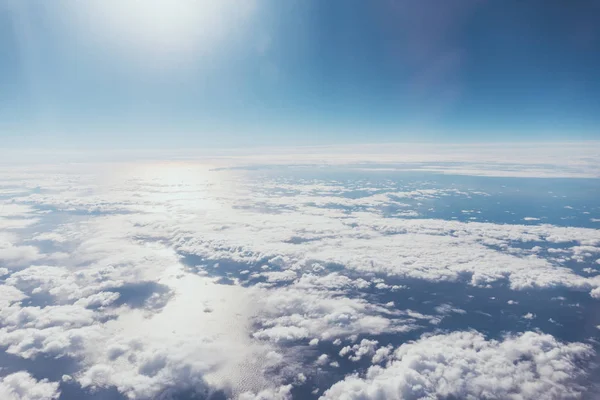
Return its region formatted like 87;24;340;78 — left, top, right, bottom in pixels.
68;0;257;66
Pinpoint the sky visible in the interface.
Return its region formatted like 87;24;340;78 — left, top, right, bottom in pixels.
1;3;600;398
1;0;599;148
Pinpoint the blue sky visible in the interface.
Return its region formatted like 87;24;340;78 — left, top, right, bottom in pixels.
1;0;599;148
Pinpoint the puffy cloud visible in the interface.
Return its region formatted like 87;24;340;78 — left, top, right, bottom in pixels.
1;159;599;400
0;267;110;360
371;346;392;364
251;282;431;343
0;371;60;400
72;272;284;399
0;304;94;330
239;384;292;400
321;331;593;400
6;266;83;301
339;339;379;362
0;233;42;268
0;285;26;308
74;291;120;308
8;162;600;300
0;326;101;359
260;269;298;283
158;183;600;297
316;354;329;366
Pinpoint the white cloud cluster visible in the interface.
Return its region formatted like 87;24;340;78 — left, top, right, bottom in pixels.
173;208;600;296
339;339;391;363
0;264;284;398
73;273;283;399
0;372;60;400
321;331;593;400
239;384;293;400
252;282;430;343
0;232;42;268
0;285;26;308
0;159;598;399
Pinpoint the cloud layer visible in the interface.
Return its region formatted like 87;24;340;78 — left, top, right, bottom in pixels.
321;331;593;400
0;158;598;399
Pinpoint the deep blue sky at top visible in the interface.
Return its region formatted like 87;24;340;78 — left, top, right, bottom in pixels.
1;0;599;148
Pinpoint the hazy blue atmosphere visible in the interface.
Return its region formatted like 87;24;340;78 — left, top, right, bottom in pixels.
1;2;600;400
1;0;599;147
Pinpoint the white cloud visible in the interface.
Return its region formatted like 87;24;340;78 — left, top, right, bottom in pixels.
321;331;593;400
31;232;69;244
251;282;430;343
0;233;42;268
0;304;94;330
1;159;599;399
6;266;84;301
0;285;26;308
0;371;60;400
239;384;292;400
339;339;379;362
73;270;284;399
371;346;392;365
74;291;120;308
260;269;298;283
434;304;466;315
316;354;329;366
0;203;36;218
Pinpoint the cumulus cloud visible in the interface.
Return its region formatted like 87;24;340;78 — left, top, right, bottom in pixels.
0;372;60;400
239;384;292;400
10;164;599;301
154;178;600;297
72;272;284;399
0;233;42;268
0;285;26;308
251;281;432;343
0;159;599;399
523;312;536;320
321;331;593;400
339;339;384;362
